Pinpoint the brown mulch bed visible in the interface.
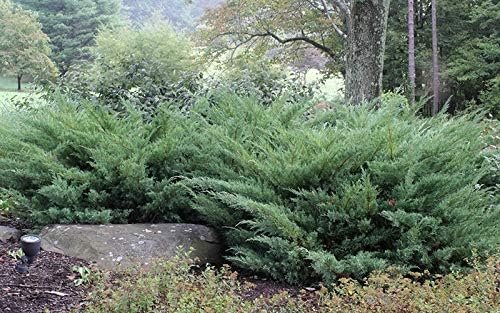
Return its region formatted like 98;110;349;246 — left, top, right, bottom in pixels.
237;274;321;309
238;274;313;300
0;215;318;312
0;216;92;313
0;215;30;231
0;240;92;313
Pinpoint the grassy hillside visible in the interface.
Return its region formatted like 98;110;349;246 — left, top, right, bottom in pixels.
0;76;35;91
305;69;344;99
0;76;44;109
0;76;18;91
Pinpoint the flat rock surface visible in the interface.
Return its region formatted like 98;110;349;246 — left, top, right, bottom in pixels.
40;224;223;269
0;225;21;243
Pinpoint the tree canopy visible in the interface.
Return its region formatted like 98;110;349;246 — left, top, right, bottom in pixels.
60;22;202;116
199;0;498;113
199;0;391;105
0;0;57;90
122;0;223;30
199;0;344;71
15;0;121;74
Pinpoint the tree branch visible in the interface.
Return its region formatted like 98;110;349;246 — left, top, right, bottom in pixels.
330;0;350;17
213;31;338;60
320;0;347;39
263;31;337;59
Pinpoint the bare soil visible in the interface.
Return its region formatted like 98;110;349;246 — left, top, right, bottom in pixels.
0;215;318;312
0;217;91;313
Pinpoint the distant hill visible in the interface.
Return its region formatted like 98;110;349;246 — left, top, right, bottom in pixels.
122;0;223;30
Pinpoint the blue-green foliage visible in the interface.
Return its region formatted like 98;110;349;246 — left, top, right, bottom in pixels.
0;97;205;224
185;93;499;283
0;92;498;284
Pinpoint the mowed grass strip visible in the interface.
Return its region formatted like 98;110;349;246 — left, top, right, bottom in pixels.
0;76;46;109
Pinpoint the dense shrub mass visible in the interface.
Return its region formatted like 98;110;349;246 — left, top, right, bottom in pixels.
85;255;499;313
60;22;201;117
208;58;320;106
184;93;499;283
0;93;498;283
0;98;203;224
62;46;317;118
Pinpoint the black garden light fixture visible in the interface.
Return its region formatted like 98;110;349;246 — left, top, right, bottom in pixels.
15;235;41;273
21;235;41;264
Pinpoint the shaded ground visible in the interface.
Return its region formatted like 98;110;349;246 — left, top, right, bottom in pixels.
0;240;91;313
0;216;91;313
238;274;320;307
0;215;30;231
0;215;317;312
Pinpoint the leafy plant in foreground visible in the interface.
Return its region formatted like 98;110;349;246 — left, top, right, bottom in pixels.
0;98;205;224
84;255;500;313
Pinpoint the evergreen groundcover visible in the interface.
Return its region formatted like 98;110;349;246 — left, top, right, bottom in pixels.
0;92;498;284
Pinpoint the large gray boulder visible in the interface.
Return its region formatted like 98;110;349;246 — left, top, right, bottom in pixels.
0;225;21;242
40;224;223;270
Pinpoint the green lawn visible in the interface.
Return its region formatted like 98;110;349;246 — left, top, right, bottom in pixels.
0;76;35;91
0;76;17;91
305;69;344;99
0;76;46;110
0;90;32;105
0;76;27;107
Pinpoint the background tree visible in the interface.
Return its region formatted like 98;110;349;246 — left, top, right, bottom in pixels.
61;21;202;116
446;0;500;117
384;0;499;116
407;0;415;104
15;0;121;74
199;0;391;105
431;0;439;115
0;0;57;90
344;0;391;105
122;0;223;30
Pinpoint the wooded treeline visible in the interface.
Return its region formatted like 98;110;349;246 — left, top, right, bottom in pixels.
385;0;498;115
200;0;498;114
1;0;498;116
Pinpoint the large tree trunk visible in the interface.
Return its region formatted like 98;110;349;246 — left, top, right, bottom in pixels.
345;0;391;105
408;0;416;104
17;74;22;91
431;0;440;115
